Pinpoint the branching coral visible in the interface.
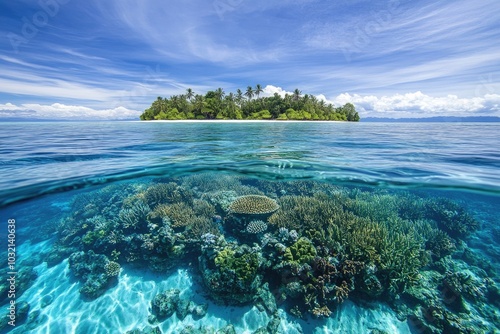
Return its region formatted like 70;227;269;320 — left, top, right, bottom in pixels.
442;271;486;303
334;280;350;303
426;229;456;260
144;182;193;207
118;201;150;230
426;199;479;238
268;194;341;232
312;305;332;318
184;217;220;240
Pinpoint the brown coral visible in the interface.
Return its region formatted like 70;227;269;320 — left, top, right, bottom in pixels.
229;195;279;215
104;261;121;277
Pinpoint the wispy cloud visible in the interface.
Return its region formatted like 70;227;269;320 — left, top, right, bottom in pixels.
0;0;499;118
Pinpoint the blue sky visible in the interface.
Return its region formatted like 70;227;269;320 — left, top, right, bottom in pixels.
1;0;499;119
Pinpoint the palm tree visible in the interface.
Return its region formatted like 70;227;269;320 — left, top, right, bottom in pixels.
293;88;302;101
186;88;194;101
215;87;225;101
193;94;205;114
245;86;254;100
236;89;244;105
255;84;263;98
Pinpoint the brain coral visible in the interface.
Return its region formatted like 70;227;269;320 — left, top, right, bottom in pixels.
229;195;279;215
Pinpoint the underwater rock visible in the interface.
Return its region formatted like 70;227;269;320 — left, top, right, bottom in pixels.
25;309;49;331
126;326;162;334
68;250;118;299
255;283;277;315
216;324;236;334
17;301;30;324
199;240;263;305
188;301;208;320
45;242;80;267
151;289;180;321
0;266;37;305
40;294;53;308
179;326;211;334
150;289;208;323
175;298;190;320
254;312;281;334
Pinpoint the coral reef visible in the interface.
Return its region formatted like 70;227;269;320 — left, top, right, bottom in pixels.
426;199;480;238
104;261;121;277
144;182;193;207
149;289;208;324
283;237;317;265
68;251;118;299
199;239;262;305
46;175;493;327
426;229;456;260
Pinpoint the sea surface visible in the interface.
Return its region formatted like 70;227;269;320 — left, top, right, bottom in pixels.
0;121;499;333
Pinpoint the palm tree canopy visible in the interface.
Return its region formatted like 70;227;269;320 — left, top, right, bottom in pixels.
245;86;254;100
255;84;263;98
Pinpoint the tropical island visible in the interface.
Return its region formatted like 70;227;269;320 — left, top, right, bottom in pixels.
140;85;360;121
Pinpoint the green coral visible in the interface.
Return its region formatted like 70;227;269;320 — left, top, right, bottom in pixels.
425;229;456;260
284;237;317;265
426;199;479;238
144;182;193;206
214;247;259;282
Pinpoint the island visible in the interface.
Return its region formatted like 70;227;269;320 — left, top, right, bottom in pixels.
140;85;360;121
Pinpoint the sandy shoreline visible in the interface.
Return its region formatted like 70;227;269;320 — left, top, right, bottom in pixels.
131;119;346;123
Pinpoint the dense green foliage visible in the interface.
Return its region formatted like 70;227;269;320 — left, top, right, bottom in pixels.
140;86;360;121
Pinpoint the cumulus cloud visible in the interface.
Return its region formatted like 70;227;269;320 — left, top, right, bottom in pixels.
262;85;292;97
0;103;141;120
262;85;500;117
333;92;500;117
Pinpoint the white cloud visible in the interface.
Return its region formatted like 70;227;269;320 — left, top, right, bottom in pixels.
262;85;500;117
262;85;292;97
0;103;141;120
331;92;500;117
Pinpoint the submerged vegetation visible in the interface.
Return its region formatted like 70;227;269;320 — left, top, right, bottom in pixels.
4;175;498;332
140;86;360;121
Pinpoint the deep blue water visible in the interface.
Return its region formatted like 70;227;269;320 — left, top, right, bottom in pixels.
0;121;499;333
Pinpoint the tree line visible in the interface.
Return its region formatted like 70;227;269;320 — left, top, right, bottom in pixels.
140;85;360;121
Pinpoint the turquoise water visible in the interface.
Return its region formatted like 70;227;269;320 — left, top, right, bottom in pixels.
0;121;499;333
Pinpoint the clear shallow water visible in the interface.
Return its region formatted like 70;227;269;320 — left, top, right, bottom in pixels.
1;121;499;206
0;121;499;333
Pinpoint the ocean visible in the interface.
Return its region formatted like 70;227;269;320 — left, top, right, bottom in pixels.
0;121;499;333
